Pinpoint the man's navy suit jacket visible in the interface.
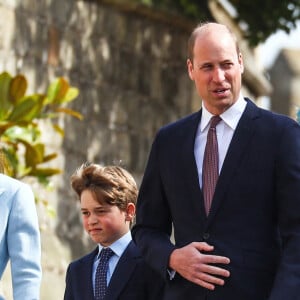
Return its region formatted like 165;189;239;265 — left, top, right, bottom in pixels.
132;98;300;300
64;240;164;300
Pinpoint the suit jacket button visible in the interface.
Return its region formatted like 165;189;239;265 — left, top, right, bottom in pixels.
203;233;210;240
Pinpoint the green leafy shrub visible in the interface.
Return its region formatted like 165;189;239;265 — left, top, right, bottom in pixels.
0;71;81;184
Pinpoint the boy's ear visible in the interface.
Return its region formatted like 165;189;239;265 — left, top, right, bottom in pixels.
125;203;136;221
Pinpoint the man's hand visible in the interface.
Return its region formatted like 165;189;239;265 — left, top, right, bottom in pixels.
169;242;230;290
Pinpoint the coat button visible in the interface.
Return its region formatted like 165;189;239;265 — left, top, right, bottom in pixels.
203;233;210;240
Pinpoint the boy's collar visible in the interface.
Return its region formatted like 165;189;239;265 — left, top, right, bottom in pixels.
97;230;131;259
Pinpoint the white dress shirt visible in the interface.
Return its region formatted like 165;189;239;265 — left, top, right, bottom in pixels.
194;95;247;188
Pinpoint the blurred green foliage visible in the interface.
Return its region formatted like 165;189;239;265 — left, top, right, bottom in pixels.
0;71;82;186
137;0;300;46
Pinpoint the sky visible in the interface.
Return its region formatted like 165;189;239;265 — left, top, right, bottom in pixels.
258;21;300;69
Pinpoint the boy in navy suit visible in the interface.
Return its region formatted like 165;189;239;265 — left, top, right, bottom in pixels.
64;163;164;300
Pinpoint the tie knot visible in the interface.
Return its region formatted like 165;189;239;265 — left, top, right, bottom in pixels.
209;115;221;129
99;248;114;262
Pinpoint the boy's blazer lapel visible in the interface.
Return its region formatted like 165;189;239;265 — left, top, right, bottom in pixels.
76;249;97;299
206;99;260;225
105;241;139;300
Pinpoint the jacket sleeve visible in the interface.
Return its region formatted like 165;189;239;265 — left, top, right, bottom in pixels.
8;182;42;300
269;120;300;299
132;131;176;279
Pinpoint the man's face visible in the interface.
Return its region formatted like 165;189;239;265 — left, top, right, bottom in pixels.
187;25;244;115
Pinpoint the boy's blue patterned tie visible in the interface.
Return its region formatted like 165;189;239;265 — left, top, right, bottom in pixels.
95;248;114;300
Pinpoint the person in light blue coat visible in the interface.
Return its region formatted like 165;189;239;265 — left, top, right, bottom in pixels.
0;171;42;300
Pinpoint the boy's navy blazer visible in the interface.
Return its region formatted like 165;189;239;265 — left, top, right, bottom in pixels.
64;240;164;299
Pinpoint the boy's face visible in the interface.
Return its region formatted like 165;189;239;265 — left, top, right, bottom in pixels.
80;189;135;247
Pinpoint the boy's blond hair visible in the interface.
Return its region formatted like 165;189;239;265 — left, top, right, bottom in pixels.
71;163;138;211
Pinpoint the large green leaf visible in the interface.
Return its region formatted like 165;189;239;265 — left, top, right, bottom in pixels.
28;167;62;177
41;152;58;163
0;72;13;120
15;139;45;167
46;77;69;105
7;94;45;122
0;147;18;177
9;74;27;105
55;107;83;120
59;87;79;104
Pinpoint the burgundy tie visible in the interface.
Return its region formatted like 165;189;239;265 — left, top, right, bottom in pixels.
95;248;114;300
202;115;221;215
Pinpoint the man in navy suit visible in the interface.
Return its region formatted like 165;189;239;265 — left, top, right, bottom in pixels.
64;163;164;300
132;22;300;300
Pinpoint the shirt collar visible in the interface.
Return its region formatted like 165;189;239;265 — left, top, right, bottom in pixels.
201;94;247;132
97;231;132;259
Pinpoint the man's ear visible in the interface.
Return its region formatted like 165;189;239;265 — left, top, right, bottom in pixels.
238;53;244;74
125;203;136;222
187;58;195;80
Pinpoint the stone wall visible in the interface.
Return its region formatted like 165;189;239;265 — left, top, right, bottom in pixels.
0;0;197;298
52;0;198;258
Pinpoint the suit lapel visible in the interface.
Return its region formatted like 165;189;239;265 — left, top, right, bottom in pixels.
105;241;139;300
180;110;208;222
78;248;98;299
206;99;260;225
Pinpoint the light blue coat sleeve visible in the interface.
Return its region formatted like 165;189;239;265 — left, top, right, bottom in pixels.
0;174;42;300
